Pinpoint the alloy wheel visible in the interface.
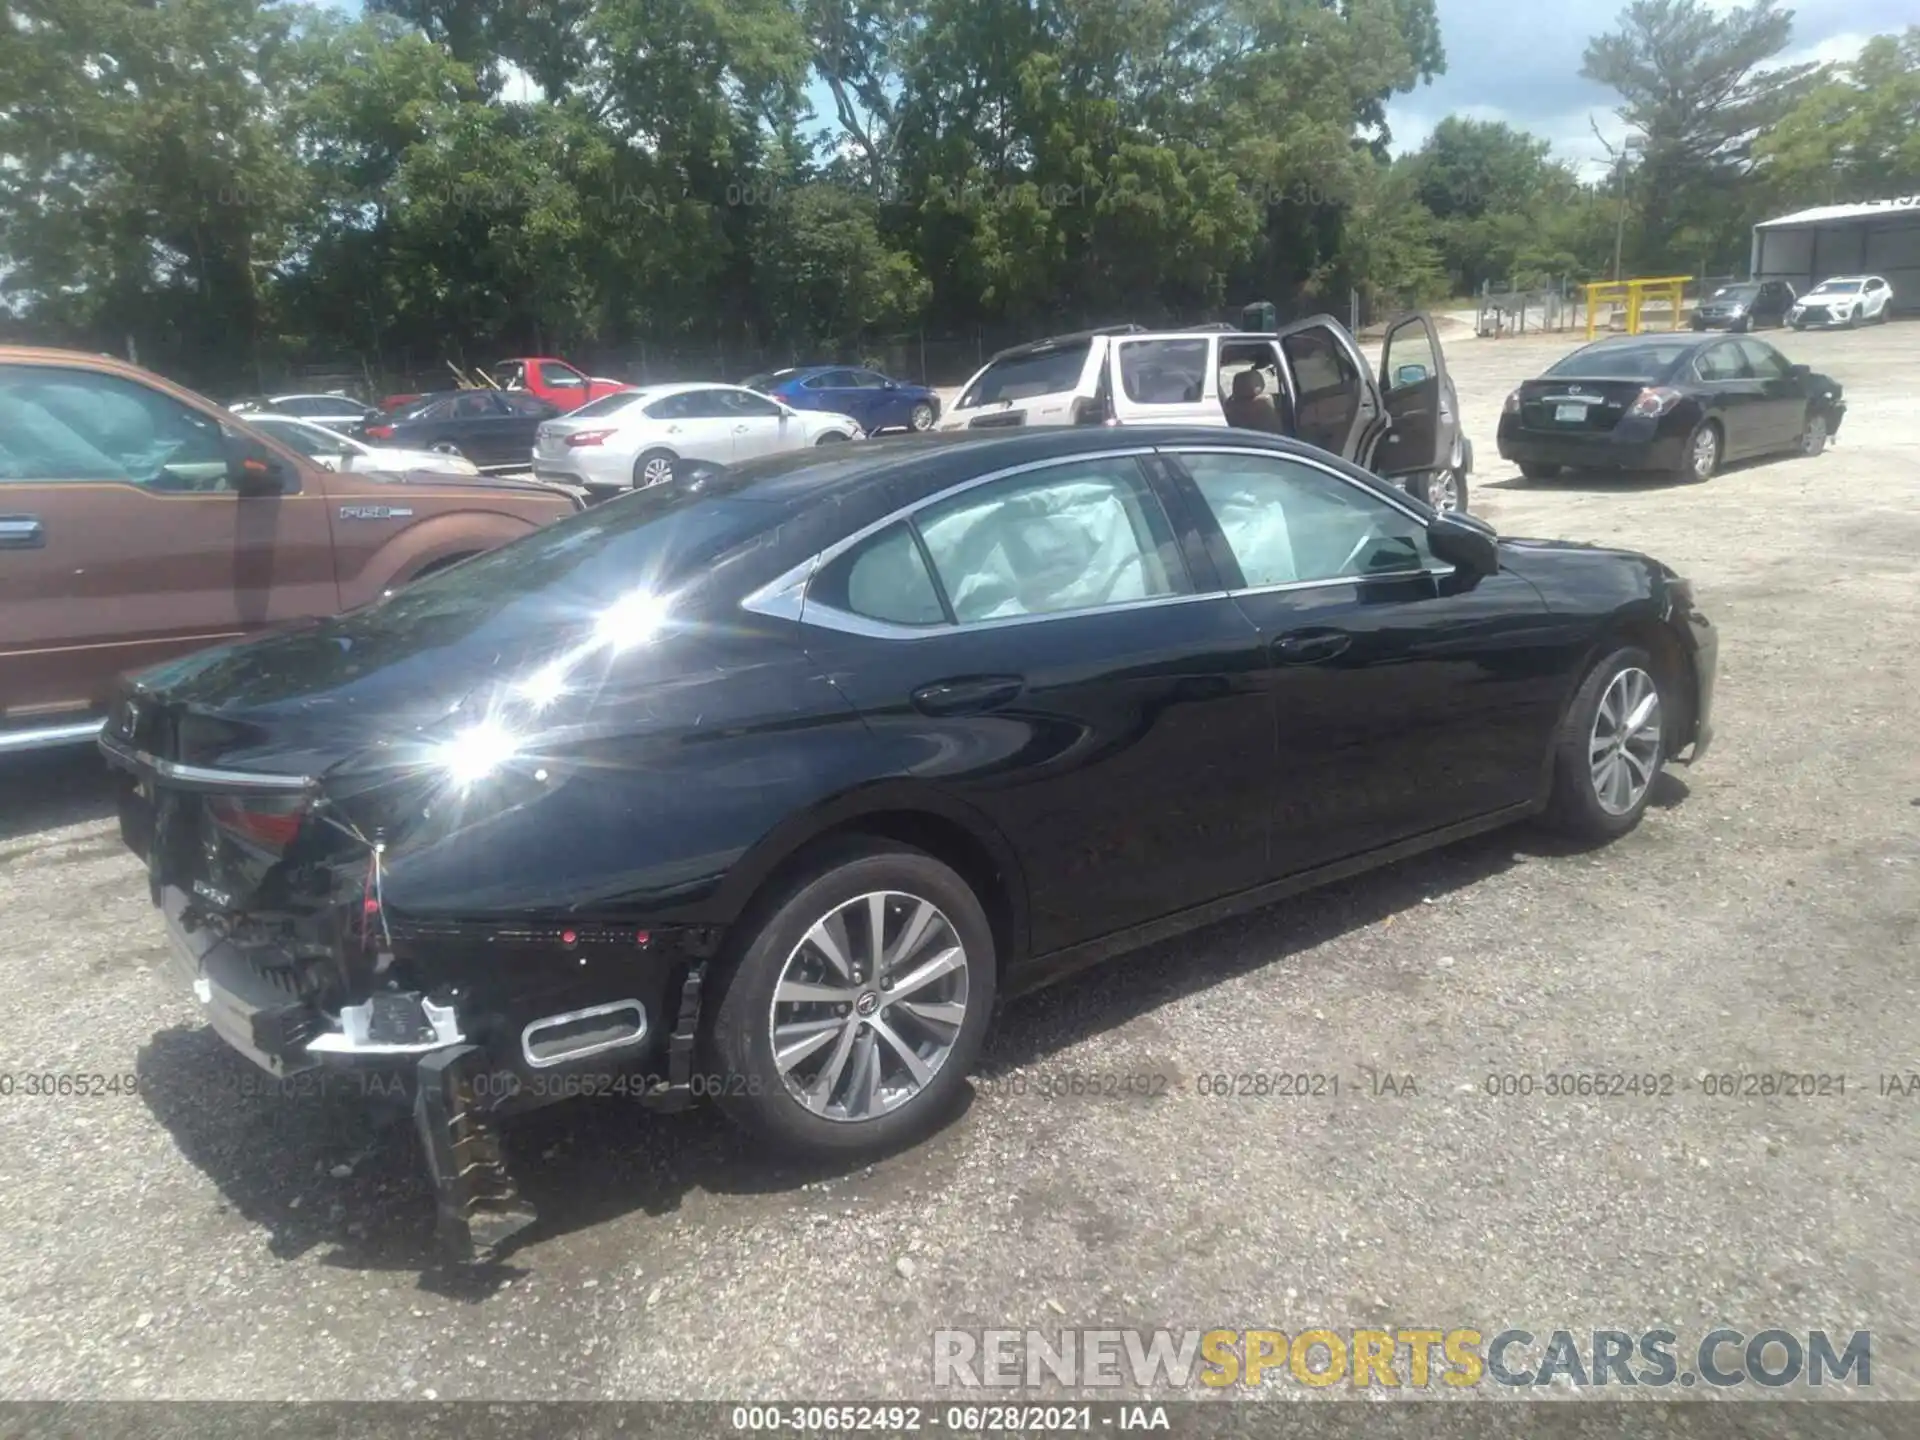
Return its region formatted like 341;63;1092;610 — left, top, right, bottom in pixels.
1589;667;1662;816
910;402;935;431
1802;413;1828;456
1426;469;1461;513
639;455;674;487
767;891;971;1122
1690;426;1719;479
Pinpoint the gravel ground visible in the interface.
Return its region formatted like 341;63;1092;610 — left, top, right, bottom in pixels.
2;321;1917;1405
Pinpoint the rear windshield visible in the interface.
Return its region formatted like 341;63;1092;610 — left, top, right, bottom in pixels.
566;391;648;420
959;343;1092;408
1544;344;1688;381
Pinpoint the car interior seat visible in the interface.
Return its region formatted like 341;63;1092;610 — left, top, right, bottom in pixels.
1222;368;1282;433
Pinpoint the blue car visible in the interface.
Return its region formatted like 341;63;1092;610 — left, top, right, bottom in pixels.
743;365;941;434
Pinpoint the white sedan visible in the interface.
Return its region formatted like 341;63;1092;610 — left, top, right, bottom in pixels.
227;392;378;431
1789;275;1895;329
531;382;863;497
242;412;482;475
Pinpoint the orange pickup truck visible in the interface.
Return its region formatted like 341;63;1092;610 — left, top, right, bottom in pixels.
0;347;583;754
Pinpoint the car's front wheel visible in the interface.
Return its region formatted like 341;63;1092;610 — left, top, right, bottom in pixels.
909;401;936;431
1545;646;1668;840
815;431;851;445
1517;461;1560;481
1800;407;1830;457
704;841;997;1156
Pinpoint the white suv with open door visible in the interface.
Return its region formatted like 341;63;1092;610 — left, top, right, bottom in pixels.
935;314;1471;512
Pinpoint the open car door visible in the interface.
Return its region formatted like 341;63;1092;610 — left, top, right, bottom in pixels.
1368;313;1456;481
1271;316;1381;464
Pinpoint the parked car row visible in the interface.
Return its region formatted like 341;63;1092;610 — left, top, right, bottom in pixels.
1690;275;1896;332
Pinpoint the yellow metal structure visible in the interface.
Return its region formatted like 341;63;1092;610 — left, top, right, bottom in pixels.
1583;277;1693;338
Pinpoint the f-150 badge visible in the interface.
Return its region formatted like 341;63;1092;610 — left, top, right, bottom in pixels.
339;504;414;521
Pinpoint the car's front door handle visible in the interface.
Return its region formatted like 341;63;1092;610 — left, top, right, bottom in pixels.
734;424;750;433
1273;629;1351;665
0;515;45;550
911;676;1024;717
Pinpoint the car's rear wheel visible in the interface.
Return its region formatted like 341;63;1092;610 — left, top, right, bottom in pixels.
634;449;676;488
909;402;935;431
1677;420;1720;482
430;441;468;460
1800;407;1830;457
1517;461;1560;481
703;841;997;1156
1545;646;1667;841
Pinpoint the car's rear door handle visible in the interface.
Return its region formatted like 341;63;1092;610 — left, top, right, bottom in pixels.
734;424;750;433
1273;628;1351;665
0;516;45;550
911;675;1024;716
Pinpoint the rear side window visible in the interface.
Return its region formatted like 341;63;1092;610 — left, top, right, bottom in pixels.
812;523;948;627
1116;339;1210;404
959;342;1093;408
914;458;1189;623
1694;344;1749;382
504;393;556;417
277;395;350;417
453;392;501;418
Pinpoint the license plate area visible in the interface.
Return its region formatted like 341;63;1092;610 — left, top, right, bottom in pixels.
1554;403;1591;423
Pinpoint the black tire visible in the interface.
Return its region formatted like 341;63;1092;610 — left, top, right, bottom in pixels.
634;448;676;488
1543;645;1667;841
1675;419;1720;483
430;441;468;461
703;840;997;1157
1799;405;1829;458
1731;316;1751;333
815;431;851;445
1517;461;1560;481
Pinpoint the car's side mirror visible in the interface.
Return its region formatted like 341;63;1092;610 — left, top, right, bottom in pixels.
1788;363;1811;379
1427;511;1498;577
1394;363;1431;388
226;432;292;496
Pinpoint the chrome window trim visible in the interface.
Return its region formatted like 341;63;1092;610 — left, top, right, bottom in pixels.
738;442;1455;641
741;448;1200;640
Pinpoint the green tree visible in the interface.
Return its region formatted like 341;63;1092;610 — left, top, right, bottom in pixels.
1755;28;1920;206
1581;0;1814;272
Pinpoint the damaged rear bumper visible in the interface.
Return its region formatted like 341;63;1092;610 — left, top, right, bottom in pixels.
157;886;713;1260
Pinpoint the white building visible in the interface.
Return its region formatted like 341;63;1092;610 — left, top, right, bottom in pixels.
1751;196;1920;314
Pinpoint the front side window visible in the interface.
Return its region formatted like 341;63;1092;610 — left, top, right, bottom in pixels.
0;364;230;488
914;459;1189;623
504;393;556;417
1180;452;1433;588
1116;339;1210;404
538;362;586;389
811;523;947;627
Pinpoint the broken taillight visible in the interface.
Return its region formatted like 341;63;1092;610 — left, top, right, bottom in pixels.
1628;386;1685;418
209;795;310;851
364;423;396;440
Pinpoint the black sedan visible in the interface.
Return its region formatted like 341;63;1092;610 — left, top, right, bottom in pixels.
99;427;1716;1257
1497;333;1845;484
359;388;560;469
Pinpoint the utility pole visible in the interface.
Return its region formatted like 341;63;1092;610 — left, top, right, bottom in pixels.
1612;149;1630;282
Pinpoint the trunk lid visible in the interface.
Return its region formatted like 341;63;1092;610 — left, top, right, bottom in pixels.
1512;377;1647;434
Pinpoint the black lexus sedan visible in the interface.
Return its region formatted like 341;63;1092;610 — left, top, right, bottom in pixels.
100;428;1716;1256
1497;332;1845;484
359;388;560;469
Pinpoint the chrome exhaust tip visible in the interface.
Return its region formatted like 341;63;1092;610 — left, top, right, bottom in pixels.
521;1000;648;1069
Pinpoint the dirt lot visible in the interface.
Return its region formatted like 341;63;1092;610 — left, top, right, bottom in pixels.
3;321;1918;1405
